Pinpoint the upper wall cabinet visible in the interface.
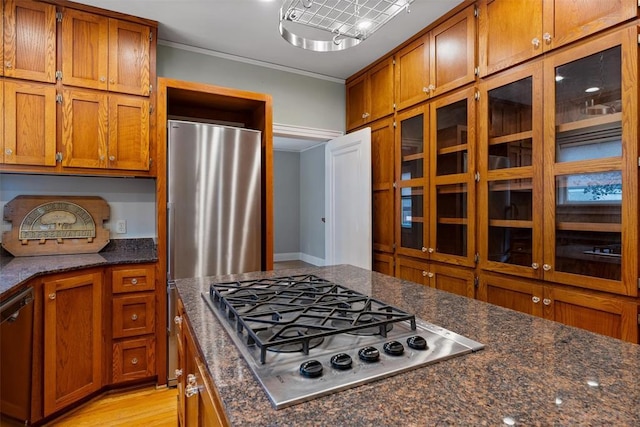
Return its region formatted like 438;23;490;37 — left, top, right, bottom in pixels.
346;56;394;130
429;5;476;98
3;79;56;166
395;5;476;111
60;8;151;96
478;0;638;77
3;0;56;82
395;34;430;111
61;88;150;171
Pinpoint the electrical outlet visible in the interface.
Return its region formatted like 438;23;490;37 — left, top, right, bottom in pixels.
115;220;127;234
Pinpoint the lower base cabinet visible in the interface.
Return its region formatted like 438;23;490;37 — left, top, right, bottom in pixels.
478;272;639;343
177;298;228;427
43;269;103;416
396;257;476;298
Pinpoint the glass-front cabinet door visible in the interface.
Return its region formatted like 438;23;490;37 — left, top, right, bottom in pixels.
429;87;476;266
396;104;429;259
543;27;637;296
478;61;543;279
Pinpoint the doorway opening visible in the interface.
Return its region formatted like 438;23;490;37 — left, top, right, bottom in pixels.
272;124;342;268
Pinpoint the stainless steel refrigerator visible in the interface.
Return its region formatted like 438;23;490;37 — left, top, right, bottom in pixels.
166;120;262;386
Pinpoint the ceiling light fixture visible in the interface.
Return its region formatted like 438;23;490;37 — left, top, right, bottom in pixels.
279;0;414;52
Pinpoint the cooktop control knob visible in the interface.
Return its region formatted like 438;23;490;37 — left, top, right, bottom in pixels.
358;346;380;362
299;360;323;378
383;340;405;356
407;335;428;350
330;353;353;370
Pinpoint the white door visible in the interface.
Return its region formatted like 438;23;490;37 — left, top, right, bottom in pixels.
325;128;372;269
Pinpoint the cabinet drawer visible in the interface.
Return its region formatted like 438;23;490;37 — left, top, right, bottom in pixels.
112;336;155;383
113;293;155;338
112;265;155;293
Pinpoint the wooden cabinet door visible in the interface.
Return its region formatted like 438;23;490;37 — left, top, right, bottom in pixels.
477;272;544;317
3;79;56;166
43;270;103;416
541;27;637;296
431;264;476;298
108;18;150;96
396;104;429;259
395;34;430;111
477;61;544;279
108;94;149;170
370;117;395;254
367;57;394;122
61;88;108;169
60;8;109;91
195;356;226;427
430;5;476;98
395;257;429;286
373;252;394;276
478;0;544;77
428;87;476;267
544;286;638;343
3;0;56;82
543;0;638;51
346;73;367;130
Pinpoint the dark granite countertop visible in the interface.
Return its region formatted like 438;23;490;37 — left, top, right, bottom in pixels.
0;238;157;298
175;264;640;426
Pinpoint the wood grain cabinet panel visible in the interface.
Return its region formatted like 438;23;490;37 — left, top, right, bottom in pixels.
395;34;430;111
346;56;394;130
112;265;156;293
369;117;395;255
479;272;639;343
373;252;394;276
43;270;103;416
112;336;155;383
3;79;56;166
61;8;151;96
478;0;638;77
61;88;108;169
108;94;150;171
429;5;476;98
61;89;150;171
3;0;56;82
108;18;151;96
396;257;475;298
112;293;155;338
181;307;228;427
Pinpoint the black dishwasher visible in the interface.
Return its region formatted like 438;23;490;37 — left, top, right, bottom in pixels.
1;287;34;425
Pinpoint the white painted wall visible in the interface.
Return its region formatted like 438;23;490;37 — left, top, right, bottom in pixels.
0;174;156;242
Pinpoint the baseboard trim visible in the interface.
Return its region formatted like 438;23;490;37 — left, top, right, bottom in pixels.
274;252;325;266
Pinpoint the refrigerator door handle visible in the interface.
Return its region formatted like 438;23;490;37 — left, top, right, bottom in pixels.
167;202;175;282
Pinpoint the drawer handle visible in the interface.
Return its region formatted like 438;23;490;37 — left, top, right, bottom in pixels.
48;293;56;300
131;278;138;285
532;296;540;304
131;357;138;365
131;314;138;321
5;148;12;156
174;315;182;325
175;368;183;378
5;61;12;69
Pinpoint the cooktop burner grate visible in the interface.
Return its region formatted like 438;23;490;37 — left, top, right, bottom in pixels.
209;274;417;363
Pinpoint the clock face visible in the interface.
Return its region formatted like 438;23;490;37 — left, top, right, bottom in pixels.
19;201;96;242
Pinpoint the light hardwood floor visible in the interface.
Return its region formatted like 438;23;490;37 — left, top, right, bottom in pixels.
46;386;177;426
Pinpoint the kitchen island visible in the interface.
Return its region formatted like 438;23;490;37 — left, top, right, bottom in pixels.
175;264;640;426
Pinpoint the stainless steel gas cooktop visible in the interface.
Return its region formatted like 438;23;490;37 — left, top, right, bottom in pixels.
202;274;484;409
